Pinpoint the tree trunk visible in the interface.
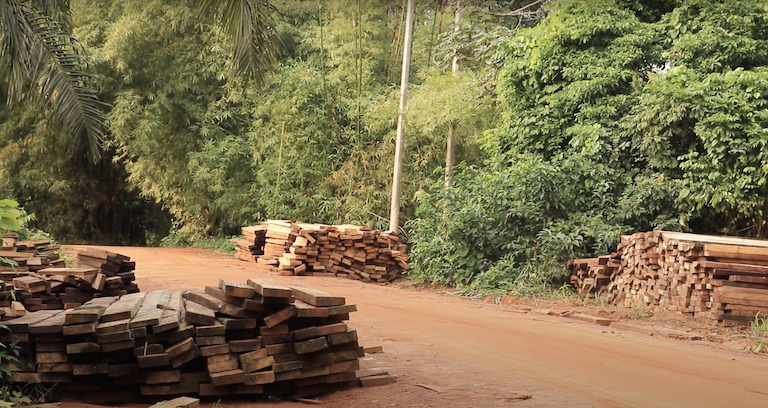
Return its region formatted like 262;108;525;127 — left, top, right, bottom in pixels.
388;0;415;233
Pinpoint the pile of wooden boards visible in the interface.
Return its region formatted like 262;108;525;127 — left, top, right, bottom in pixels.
1;246;139;317
3;278;368;402
233;221;409;283
567;253;621;298
1;234;66;272
569;231;768;324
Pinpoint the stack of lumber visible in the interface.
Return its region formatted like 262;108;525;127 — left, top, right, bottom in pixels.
0;247;139;316
1;235;66;272
233;226;267;262
570;231;768;325
234;221;409;283
567;253;620;298
3;278;365;402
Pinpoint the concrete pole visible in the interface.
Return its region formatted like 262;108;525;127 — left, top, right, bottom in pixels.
388;0;415;233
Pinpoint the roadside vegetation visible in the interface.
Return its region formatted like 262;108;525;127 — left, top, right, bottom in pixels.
3;1;768;299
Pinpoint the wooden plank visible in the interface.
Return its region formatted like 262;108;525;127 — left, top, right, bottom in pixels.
292;323;347;341
217;317;256;331
218;279;255;299
36;267;98;276
570;313;613;326
327;304;357;316
244;370;275;385
66;342;101;354
183;299;216;326
155;291;182;334
210;369;245;387
182;290;223;312
37;363;72;373
96;319;130;335
62;320;99;336
229;339;261;353
288;285;345;307
130;290;171;328
360;374;394;387
72;363;108;376
263;305;297;328
203;286;242;306
247;278;293;298
5;310;59;333
295;300;330;318
146;370;181;385
295;337;329;355
730;275;768;285
207;359;239;374
29;310;68;334
148;396;200;408
166;338;195;360
200;343;230;357
101;292;146;323
702;260;768;275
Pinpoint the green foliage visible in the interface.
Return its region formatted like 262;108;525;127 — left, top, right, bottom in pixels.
751;312;768;333
407;157;628;288
409;0;768;292
0;199;22;232
0;324;20;390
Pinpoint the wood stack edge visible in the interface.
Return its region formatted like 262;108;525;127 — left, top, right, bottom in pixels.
1;244;139;317
2;278;370;402
569;231;768;325
233;221;409;283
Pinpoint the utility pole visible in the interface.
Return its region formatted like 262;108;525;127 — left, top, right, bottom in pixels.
388;0;415;233
445;0;460;187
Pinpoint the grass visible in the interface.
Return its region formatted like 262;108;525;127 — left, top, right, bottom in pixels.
751;313;768;333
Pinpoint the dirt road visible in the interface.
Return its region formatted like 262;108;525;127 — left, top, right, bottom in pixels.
70;246;768;408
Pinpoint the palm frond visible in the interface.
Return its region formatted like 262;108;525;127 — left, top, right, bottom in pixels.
198;0;278;86
32;0;71;28
0;0;107;159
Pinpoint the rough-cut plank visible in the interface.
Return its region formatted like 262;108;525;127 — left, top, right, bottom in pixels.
229;339;261;353
130;290;171;328
218;279;255;299
145;370;181;385
183;299;216;326
155;291;182;334
101;293;146;323
182;290;223;311
294;337;329;355
5;310;59;333
204;286;242;305
200;343;230;357
288;286;345;307
209;369;245;387
263;305;298;328
148;396;200;408
66;342;101;354
166;338;195;360
570;313;613;326
295;301;330;318
247;278;293;298
29;310;69;334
